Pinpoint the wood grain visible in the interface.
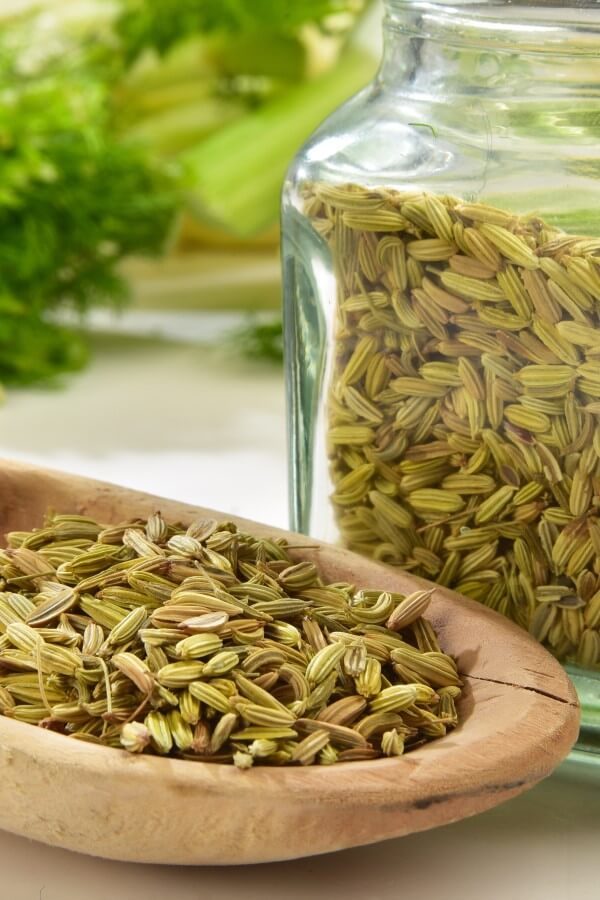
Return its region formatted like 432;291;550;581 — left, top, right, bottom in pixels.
0;459;580;865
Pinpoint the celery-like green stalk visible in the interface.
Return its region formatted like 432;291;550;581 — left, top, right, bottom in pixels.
205;31;310;82
123;249;280;310
118;38;211;94
124;94;246;155
181;47;377;236
117;74;215;119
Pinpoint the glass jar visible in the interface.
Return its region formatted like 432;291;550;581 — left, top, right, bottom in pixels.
282;0;600;757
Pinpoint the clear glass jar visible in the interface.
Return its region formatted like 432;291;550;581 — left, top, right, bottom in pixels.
282;0;600;757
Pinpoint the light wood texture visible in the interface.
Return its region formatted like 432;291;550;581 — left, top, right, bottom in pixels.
0;459;579;865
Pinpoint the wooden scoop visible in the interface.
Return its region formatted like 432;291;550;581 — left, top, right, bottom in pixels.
0;459;579;865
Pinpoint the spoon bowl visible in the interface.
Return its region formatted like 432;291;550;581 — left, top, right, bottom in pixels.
0;459;579;865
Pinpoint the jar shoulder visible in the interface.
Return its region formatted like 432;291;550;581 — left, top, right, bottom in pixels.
286;80;491;195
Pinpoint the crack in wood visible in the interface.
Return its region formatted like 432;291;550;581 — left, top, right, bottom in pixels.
463;672;578;708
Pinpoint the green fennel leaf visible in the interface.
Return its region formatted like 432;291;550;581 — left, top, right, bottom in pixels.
0;18;178;384
229;317;283;364
117;0;363;59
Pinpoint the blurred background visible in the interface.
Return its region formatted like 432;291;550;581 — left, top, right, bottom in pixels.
0;10;597;893
0;0;380;521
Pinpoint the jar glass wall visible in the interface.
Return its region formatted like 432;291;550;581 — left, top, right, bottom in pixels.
282;1;600;755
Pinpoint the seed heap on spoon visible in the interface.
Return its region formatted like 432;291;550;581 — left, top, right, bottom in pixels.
0;513;460;766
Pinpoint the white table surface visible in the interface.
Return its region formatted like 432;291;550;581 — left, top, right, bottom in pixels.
0;329;597;900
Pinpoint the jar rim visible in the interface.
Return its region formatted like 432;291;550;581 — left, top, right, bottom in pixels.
384;0;600;20
385;0;600;7
383;0;600;50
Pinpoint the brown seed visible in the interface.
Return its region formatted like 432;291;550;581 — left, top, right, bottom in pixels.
386;589;434;631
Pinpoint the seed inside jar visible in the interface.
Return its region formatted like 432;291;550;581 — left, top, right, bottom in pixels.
304;181;600;668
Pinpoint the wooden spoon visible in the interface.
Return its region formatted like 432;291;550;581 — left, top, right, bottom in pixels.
0;459;579;865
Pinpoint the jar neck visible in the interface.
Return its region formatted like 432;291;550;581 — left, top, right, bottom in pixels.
379;0;600;98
